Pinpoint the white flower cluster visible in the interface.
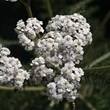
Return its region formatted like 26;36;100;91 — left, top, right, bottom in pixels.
47;62;84;103
30;13;92;103
36;31;84;66
0;47;30;88
2;0;93;105
5;0;18;2
30;57;54;84
16;18;44;51
14;13;92;104
46;13;92;46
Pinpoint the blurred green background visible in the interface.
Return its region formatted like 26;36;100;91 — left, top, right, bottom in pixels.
0;0;110;110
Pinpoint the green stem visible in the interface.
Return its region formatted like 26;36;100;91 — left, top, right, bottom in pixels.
84;65;110;72
0;86;45;91
94;11;110;37
19;0;26;6
64;103;70;110
46;101;55;110
25;2;33;17
0;38;18;46
25;5;33;18
86;51;110;68
20;0;33;18
46;0;53;18
79;94;97;110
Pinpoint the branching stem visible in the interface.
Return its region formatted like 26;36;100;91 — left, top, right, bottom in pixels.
19;0;33;17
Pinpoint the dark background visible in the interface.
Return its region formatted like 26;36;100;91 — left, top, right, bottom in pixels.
0;0;110;110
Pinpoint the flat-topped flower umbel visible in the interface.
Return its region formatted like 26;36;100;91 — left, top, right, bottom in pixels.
0;12;92;105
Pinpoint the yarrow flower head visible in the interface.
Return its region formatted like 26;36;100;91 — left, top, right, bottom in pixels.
16;18;44;51
46;13;92;46
0;12;93;105
1;0;93;106
35;31;84;66
0;46;30;88
47;61;84;103
28;13;92;104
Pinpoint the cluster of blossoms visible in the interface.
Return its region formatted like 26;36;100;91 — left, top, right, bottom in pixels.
28;13;92;103
0;46;30;88
0;11;92;104
47;61;84;103
36;31;84;66
30;57;54;84
16;18;44;51
46;13;92;46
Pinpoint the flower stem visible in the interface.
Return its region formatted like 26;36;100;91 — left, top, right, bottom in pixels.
84;65;110;72
25;0;33;18
0;86;45;91
86;51;110;68
79;94;97;110
46;0;53;18
20;0;33;18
